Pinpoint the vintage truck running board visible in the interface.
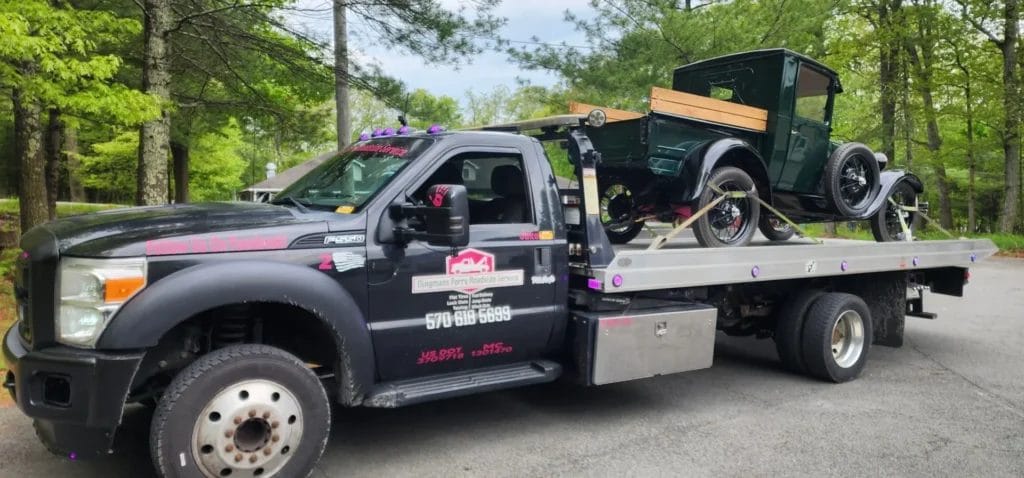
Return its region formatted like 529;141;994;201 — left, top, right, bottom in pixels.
363;361;562;408
581;238;997;293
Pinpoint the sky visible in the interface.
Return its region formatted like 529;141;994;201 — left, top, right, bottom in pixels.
288;0;597;101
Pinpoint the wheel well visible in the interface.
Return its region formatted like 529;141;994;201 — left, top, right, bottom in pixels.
129;303;341;402
716;149;772;204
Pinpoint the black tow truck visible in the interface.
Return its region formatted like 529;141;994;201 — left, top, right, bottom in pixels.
4;119;995;477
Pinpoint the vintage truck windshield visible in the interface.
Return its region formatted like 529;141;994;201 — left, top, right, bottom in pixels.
275;136;435;211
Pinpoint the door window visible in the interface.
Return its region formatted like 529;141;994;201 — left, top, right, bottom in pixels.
794;65;831;124
418;152;533;225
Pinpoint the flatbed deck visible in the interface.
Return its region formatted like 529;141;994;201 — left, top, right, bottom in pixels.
582;229;996;293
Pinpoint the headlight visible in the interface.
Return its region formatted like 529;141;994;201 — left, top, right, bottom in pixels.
57;257;147;347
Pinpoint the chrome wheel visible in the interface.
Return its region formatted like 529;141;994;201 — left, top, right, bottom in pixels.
600;183;635;233
831;310;865;369
192;379;303;478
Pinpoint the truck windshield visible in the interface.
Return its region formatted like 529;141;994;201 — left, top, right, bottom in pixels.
275;136;435;211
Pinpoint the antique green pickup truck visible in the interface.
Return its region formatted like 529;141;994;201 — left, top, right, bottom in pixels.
573;48;921;247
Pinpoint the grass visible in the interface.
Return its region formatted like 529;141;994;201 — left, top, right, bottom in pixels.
0;200;123;373
800;223;1024;255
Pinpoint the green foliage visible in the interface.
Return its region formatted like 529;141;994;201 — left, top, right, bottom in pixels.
81;119;248;202
0;0;157;123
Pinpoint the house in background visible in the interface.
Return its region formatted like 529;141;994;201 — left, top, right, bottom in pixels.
239;151;335;202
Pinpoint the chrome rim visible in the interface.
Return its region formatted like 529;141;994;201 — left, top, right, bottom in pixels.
839;155;874;209
192;379;303;478
767;216;792;233
600;183;635;233
831;310;865;368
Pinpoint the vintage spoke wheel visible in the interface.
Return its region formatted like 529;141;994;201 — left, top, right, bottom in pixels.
599;180;644;244
693;167;760;248
824;143;881;217
871;181;919;242
759;213;796;241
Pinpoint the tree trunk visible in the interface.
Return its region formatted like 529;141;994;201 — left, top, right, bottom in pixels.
998;0;1021;232
13;90;48;232
954;51;977;232
137;0;172;206
44;109;61;220
171;141;189;203
905;18;953;229
900;60;913;172
64;126;85;202
877;0;902;161
334;0;351;150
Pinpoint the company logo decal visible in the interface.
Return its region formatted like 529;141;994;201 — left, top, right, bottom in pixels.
412;248;523;295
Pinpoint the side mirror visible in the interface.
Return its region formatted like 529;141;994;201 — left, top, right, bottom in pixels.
392;184;470;247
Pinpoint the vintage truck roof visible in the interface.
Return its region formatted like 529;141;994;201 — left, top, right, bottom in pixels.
673;48;839;78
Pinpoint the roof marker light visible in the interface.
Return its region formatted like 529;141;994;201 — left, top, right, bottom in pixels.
912;256;920;266
371;128;383;137
358;132;370;141
382;127;395;136
587;278;602;290
398;125;411;135
840;260;849;272
427;124;444;134
970;253;977;263
612;274;623;287
751;265;761;278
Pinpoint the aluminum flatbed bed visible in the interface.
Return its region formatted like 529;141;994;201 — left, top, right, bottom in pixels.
581;229;997;293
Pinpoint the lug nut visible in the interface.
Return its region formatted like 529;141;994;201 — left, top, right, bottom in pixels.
234;417;243;425
249;454;258;463
263;412;271;419
263;448;273;456
225;444;234;452
225;430;234;438
271;421;279;429
234;453;243;463
271;435;279;443
249;409;257;418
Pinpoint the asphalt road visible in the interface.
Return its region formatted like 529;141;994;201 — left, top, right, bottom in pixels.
1;256;1022;477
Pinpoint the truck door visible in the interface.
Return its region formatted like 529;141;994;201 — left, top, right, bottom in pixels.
779;63;835;193
365;147;560;381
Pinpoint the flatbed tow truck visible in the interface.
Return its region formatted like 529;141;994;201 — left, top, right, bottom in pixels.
3;117;995;477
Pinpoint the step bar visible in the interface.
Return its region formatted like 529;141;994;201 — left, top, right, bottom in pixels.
363;360;562;408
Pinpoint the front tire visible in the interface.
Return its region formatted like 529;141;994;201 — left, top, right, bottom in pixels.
800;293;873;383
151;345;330;478
693;167;760;248
871;181;919;242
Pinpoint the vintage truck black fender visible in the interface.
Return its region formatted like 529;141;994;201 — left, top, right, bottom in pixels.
96;260;375;405
854;170;924;220
688;138;773;204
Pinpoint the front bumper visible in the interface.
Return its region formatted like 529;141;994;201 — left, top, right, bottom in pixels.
3;321;144;457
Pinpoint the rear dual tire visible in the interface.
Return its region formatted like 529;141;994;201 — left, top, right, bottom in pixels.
774;292;873;383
